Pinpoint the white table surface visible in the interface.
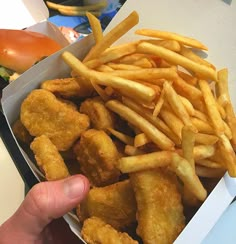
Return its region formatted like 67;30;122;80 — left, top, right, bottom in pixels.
0;137;24;225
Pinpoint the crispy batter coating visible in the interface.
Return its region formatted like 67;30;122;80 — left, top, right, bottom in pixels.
41;77;81;98
30;135;70;180
74;129;120;186
20;89;90;151
80;96;116;131
12;119;33;144
77;179;136;230
130;168;185;244
81;217;138;244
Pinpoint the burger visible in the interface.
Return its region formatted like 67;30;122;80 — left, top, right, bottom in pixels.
0;29;62;91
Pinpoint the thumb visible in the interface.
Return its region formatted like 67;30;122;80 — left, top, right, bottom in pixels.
1;174;90;239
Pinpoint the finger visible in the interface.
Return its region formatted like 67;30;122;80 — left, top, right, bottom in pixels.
1;174;89;240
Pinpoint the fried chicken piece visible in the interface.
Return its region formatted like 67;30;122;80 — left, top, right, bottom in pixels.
20;89;90;151
41;77;81;98
74;129;120;186
77;179;136;230
81;217;138;244
12;119;33;144
30;135;70;180
80;96;116;131
130;168;185;244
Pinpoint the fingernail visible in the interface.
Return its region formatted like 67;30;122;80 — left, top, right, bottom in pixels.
64;175;87;198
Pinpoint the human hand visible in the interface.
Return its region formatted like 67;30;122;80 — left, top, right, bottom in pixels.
0;174;90;243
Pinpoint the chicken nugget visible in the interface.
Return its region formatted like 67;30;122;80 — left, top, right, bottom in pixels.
12;119;33;144
80;96;116;131
41;77;81;98
77;179;136;230
130;168;185;244
74;129;120;186
81;216;138;244
20;89;90;151
30;135;70;180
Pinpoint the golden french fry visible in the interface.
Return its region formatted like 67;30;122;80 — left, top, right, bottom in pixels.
124;145;144;156
46;0;107;11
84;11;139;61
107;127;134;145
179;46;215;70
198;80;225;136
195;133;219;145
141;39;181;52
86;12;103;44
196;159;223;169
134;133;151;147
90;80;110;101
160;108;184;139
118;151;172;173
122;97;181;145
195;165;226;178
96;64;114;72
153;87;165;117
181;125;195;168
193;145;215;161
191;117;215;134
218;134;236;177
85;42;138;69
179;95;195;116
62;51;156;103
137;42;217;80
135;29;208;50
106;100;174;150
170;153;207;201
193;109;208;122
107;67;178;83
131;57;155;68
59;8;101;16
177;70;198;86
107;62;142;70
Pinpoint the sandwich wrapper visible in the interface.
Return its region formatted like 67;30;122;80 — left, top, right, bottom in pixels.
1;0;236;243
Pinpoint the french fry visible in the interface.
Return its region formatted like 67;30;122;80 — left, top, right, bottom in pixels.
106;100;175;150
137;42;217;80
192;145;215;161
107;127;134;145
170;153;207;201
135;28;208;50
195;133;219;145
195;166;226;178
177;70;198;86
86;12;103;44
62;51;156;103
58;9;101;17
218;134;236;177
134;133;151;147
163;81;196;130
196;159;223;169
107;67;178;83
198;79;225;136
122;97;181;145
141;39;181;52
181;126;195;168
179;46;215;70
118;151;173;173
193;109;208;122
106;62;142;70
191;117;215;134
83;11;139;61
153;87;165;117
124;145;144;156
179;95;195;116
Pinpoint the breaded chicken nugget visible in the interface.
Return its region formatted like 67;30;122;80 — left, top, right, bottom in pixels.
77;179;136;230
130;168;185;244
81;216;138;244
21;89;90;151
74;129;120;186
30;135;70;180
41;77;81;98
80;96;116;131
12;119;33;144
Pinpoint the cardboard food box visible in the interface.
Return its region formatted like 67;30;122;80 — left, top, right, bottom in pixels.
1;0;236;243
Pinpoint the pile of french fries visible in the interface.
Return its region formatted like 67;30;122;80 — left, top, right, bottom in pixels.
61;10;236;205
